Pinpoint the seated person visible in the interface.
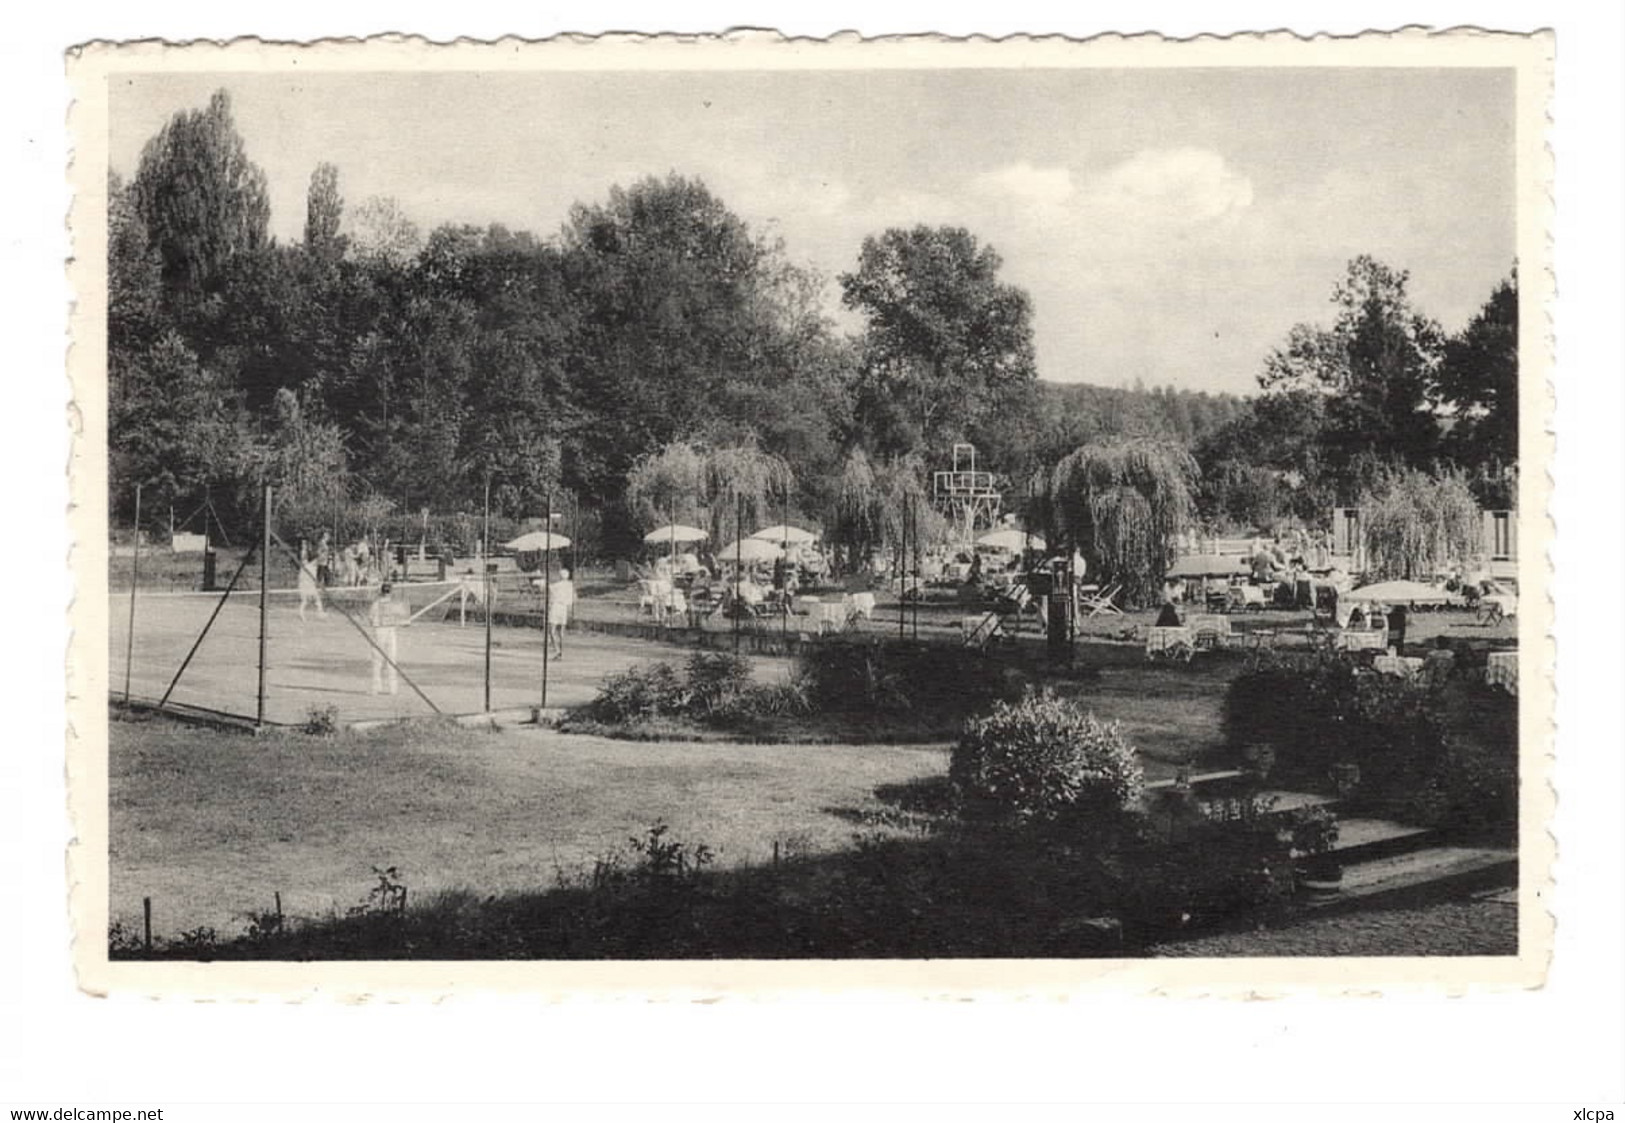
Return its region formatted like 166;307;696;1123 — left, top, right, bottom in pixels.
1249;549;1275;585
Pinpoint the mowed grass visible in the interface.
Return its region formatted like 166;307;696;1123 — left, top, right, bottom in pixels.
108;626;1265;940
109;715;948;938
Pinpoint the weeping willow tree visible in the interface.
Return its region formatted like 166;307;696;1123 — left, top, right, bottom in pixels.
1049;438;1199;605
831;448;882;569
1357;465;1482;580
828;449;943;573
874;453;944;555
706;442;794;543
625;440;793;546
625;441;708;532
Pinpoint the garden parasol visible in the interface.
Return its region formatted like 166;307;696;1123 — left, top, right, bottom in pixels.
503;530;572;552
1347;579;1459;605
750;524;817;545
718;538;783;564
977;528;1045;552
1167;553;1249;579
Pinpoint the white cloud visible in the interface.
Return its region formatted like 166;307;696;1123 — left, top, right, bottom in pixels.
972;161;1076;208
1078;147;1255;228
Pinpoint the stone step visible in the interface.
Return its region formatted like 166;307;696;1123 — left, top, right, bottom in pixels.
1304;845;1517;912
1329;817;1437;862
1260;789;1337;814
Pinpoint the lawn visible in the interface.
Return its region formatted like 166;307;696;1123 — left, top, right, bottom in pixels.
110;610;1264;946
109;715;948;939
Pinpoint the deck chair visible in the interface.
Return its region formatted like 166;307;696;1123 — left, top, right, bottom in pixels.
1078;582;1123;617
635;579;658;617
962;612;1003;650
1478;593;1517;625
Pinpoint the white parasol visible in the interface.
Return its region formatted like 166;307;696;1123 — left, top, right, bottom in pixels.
750;524;817;545
1167;553;1249;579
643;524;709;547
976;528;1045;552
503;530;572;552
719;538;784;564
1348;579;1459;605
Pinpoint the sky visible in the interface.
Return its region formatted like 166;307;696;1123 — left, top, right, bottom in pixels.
108;67;1517;396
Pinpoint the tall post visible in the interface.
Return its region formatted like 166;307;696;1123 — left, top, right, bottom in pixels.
897;496;906;640
256;485;271;727
1021;485;1032;641
733;494;742;653
910;497;919;641
541;490;552;711
483;476;492;713
122;483;142;704
780;482;789;642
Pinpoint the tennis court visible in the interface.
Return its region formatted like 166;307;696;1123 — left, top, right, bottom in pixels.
108;581;758;726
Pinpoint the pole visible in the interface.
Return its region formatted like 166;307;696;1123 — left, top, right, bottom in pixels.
256;485;271;727
123;484;142;704
483;476;492;714
1021;493;1031;641
733;494;742;653
268;529;443;714
911;497;919;640
780;482;789;642
541;490;552;711
159;539;256;708
897;496;906;641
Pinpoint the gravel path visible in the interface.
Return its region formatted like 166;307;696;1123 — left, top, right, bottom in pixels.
1152;899;1517;957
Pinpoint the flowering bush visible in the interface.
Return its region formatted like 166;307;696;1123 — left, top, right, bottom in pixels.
951;691;1144;823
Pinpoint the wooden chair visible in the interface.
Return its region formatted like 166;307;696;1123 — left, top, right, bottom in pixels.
1078;582;1123;617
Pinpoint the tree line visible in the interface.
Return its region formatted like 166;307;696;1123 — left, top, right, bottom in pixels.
109;90;1516;574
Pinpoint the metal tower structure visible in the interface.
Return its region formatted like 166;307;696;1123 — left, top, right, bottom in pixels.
932;443;1002;546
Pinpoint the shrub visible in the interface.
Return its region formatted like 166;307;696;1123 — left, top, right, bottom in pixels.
585;653;766;727
1116;818;1296;937
302;704;339;736
1222;653;1515;830
587;661;689;722
797;639;1019;716
712;678;813;724
684;652;753;716
951;690;1144;823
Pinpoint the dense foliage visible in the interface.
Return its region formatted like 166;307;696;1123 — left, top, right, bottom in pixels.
111;89;1517;557
1223;653;1516;831
795;639;1021;717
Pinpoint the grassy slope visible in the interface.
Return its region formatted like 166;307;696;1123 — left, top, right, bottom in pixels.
110;716;947;938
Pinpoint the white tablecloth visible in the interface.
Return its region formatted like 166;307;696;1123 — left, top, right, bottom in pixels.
1185;614;1232;647
1336;629;1389;652
1486;651;1519;695
813;602;849;632
1146;626;1194;656
1230;584;1267;609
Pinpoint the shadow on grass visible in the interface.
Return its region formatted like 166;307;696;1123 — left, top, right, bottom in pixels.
114;782;1311;963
